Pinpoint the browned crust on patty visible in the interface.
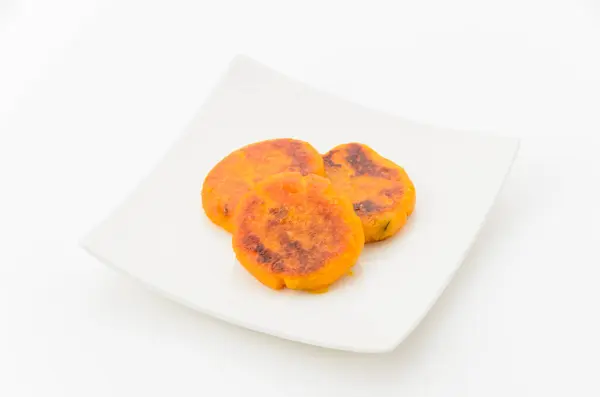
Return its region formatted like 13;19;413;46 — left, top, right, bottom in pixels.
231;172;365;290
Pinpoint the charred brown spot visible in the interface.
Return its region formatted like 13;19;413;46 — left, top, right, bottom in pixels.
282;237;302;252
277;232;331;274
345;144;395;179
242;234;260;248
222;204;229;216
380;186;404;199
271;260;285;273
267;206;288;226
241;231;330;275
323;150;341;168
283;141;311;175
353;200;382;214
269;207;288;219
242;234;283;268
256;245;276;264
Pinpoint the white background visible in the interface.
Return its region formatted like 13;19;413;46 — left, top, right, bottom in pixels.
1;1;599;396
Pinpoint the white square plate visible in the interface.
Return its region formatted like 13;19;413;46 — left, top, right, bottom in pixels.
81;55;519;353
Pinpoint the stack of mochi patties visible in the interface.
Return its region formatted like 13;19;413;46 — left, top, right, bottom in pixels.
202;138;415;292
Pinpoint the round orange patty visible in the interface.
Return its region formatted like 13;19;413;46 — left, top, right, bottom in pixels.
323;143;416;243
232;172;365;291
202;138;325;232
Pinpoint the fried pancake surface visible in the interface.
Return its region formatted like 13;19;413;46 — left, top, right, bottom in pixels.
232;172;364;291
202;139;325;232
323;143;416;243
